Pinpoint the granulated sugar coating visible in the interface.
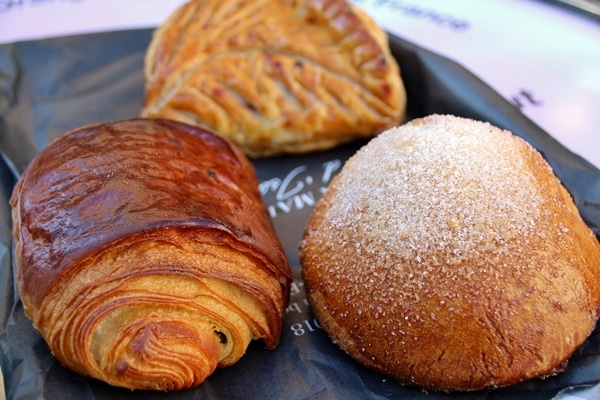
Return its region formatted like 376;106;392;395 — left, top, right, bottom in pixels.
299;114;600;391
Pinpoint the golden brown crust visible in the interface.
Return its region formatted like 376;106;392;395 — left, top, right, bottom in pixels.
10;118;292;390
299;114;600;391
141;0;406;157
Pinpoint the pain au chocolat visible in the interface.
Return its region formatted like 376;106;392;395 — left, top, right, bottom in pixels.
141;0;406;158
299;114;600;391
10;118;292;391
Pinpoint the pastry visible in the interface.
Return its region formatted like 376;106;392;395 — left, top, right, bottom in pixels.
10;118;292;390
299;114;600;390
141;0;406;157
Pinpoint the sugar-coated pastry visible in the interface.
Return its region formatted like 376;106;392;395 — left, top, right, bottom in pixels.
142;0;406;157
299;114;600;391
11;118;292;390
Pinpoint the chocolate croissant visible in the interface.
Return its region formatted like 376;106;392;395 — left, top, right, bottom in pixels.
10;118;292;390
141;0;406;157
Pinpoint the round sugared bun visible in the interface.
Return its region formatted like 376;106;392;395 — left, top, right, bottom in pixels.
299;114;600;391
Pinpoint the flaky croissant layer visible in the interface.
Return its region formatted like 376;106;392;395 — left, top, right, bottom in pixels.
11;118;292;390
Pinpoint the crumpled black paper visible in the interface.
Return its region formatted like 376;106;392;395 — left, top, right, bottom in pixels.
0;27;599;400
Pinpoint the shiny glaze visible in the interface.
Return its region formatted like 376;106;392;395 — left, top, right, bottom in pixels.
11;118;291;315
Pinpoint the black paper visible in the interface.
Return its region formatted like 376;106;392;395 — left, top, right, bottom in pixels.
0;28;599;400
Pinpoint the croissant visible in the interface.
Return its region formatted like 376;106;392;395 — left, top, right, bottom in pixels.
141;0;406;157
10;118;292;391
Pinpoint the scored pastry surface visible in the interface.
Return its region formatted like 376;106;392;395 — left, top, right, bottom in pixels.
142;0;406;157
